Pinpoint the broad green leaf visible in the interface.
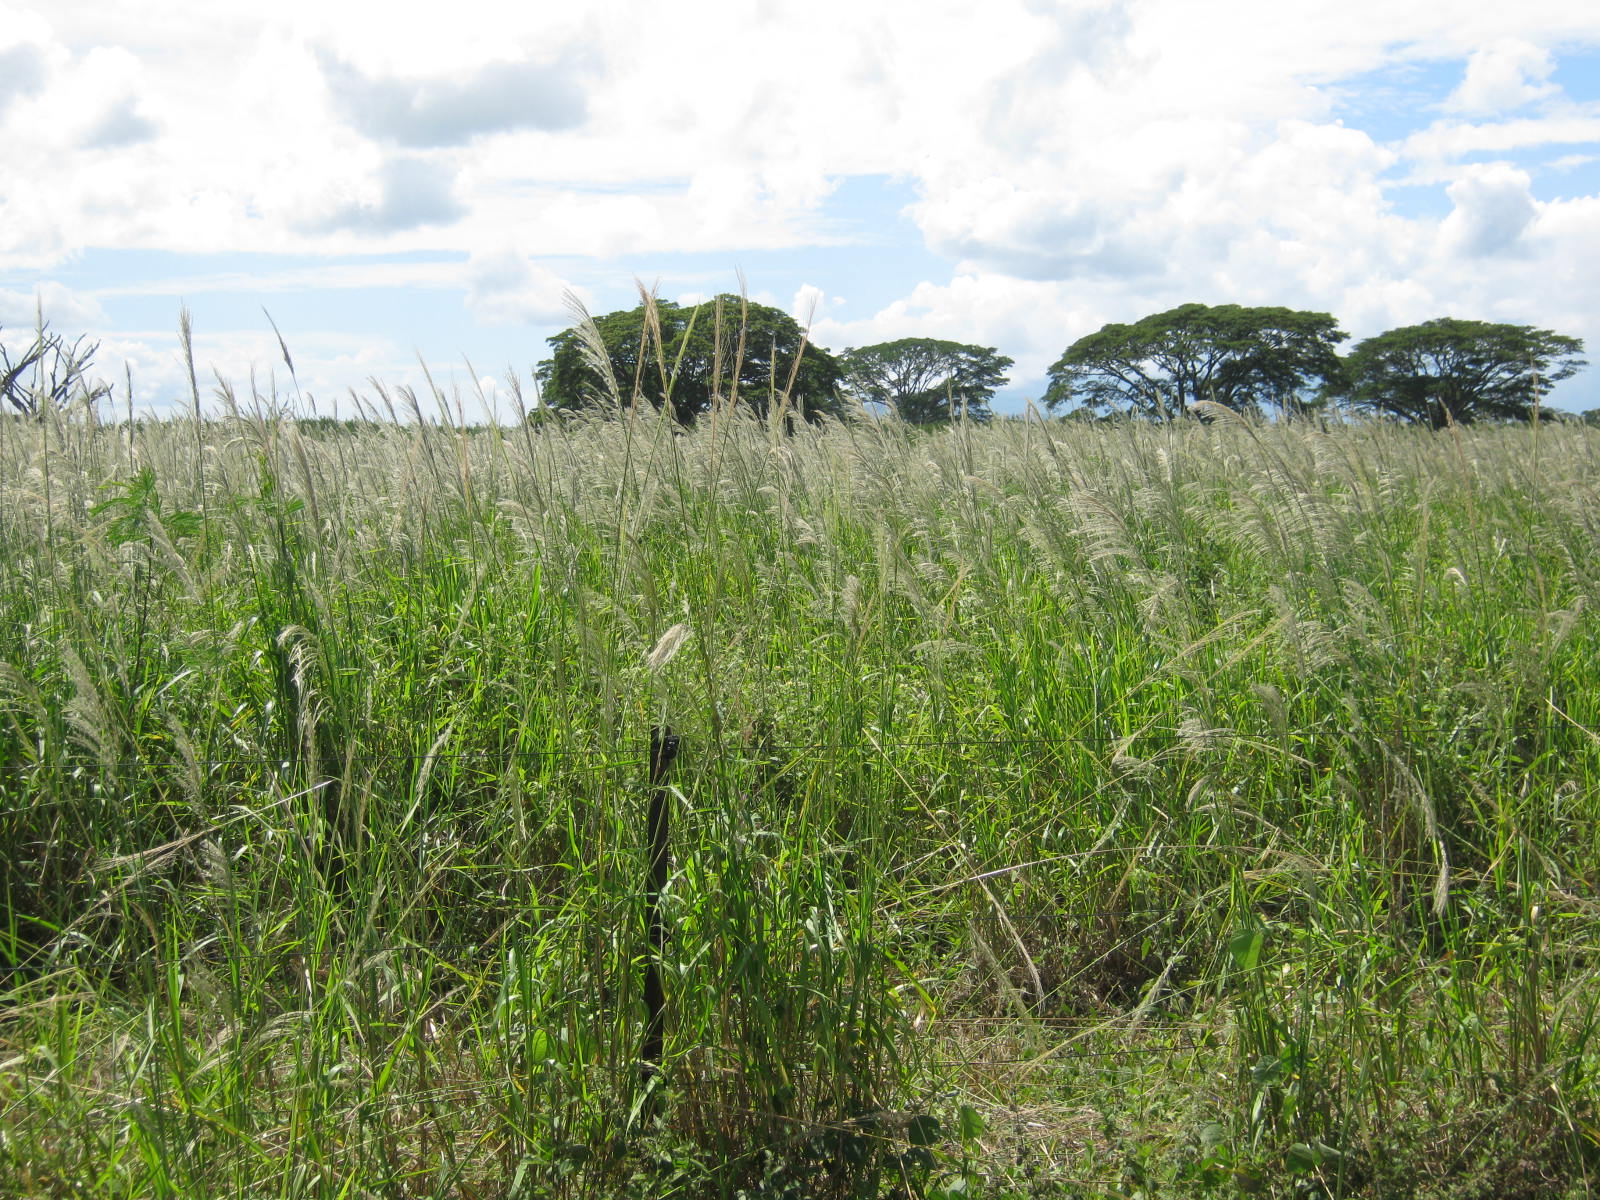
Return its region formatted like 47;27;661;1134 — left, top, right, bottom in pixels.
908;1114;942;1147
1229;927;1264;971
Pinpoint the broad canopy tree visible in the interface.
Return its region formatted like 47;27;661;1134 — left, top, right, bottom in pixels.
1043;303;1348;420
838;338;1013;424
535;295;845;423
1338;318;1586;428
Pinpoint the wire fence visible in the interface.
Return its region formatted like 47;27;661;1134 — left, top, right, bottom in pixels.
3;715;1592;807
5;719;1588;1011
3;721;1583;775
2;849;1559;981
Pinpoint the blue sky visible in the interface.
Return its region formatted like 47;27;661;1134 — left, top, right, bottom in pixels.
2;0;1598;418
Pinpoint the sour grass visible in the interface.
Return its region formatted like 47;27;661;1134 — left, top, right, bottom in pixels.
2;369;1599;1197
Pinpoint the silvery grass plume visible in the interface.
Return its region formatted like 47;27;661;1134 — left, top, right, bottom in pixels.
564;290;625;411
646;622;691;673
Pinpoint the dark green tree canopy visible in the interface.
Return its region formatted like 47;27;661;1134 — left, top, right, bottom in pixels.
1339;318;1586;428
1043;303;1348;420
838;338;1013;424
535;295;845;423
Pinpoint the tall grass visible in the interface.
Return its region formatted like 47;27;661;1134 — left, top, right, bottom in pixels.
2;325;1599;1197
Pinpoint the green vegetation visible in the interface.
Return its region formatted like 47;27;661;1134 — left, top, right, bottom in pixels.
1041;307;1591;426
3;310;1600;1198
1042;304;1349;420
529;301;1589;430
535;294;846;423
1339;319;1587;429
839;338;1013;425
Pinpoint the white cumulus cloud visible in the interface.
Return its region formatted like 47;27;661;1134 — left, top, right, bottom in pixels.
2;0;1598;408
464;249;583;326
0;281;107;328
1446;38;1560;114
303;155;465;235
317;50;589;147
1441;164;1539;257
790;284;827;327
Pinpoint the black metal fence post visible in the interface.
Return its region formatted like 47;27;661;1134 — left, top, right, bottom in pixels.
640;725;679;1100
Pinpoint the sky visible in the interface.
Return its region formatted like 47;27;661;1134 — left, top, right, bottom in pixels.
1;0;1598;420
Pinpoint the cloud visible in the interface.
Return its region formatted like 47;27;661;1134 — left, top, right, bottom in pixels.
909;118;1399;290
0;38;160;152
1402;114;1600;167
319;51;587;147
0;281;107;328
3;0;1599;412
1441;163;1538;256
812;273;1079;381
911;178;1145;282
1445;38;1559;114
464;248;581;325
79;103;158;149
88;260;467;298
790;284;826;326
308;156;465;234
0;42;45;112
86;327;429;419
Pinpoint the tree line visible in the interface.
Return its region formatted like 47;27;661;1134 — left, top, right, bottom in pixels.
534;296;1589;429
0;300;1587;428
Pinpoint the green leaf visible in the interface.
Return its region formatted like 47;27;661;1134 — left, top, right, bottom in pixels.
907;1114;942;1147
895;1147;935;1173
163;510;202;540
957;1103;985;1141
1229;927;1264;971
1287;1141;1342;1172
536;295;848;423
1286;1142;1322;1172
1251;1055;1286;1087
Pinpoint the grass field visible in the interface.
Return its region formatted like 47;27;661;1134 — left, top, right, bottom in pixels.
2;373;1599;1197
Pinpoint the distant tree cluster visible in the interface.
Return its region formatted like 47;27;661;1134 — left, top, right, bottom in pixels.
535;296;1587;430
1339;319;1585;428
535;297;1012;427
1043;304;1346;420
1043;306;1586;427
536;295;847;423
838;338;1013;424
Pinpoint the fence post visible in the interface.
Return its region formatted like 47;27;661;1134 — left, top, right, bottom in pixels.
641;724;680;1101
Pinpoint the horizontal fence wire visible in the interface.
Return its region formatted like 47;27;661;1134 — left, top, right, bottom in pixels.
0;748;653;778
3;858;1550;976
2;721;1589;782
6;722;1588;982
3;1034;1556;1131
